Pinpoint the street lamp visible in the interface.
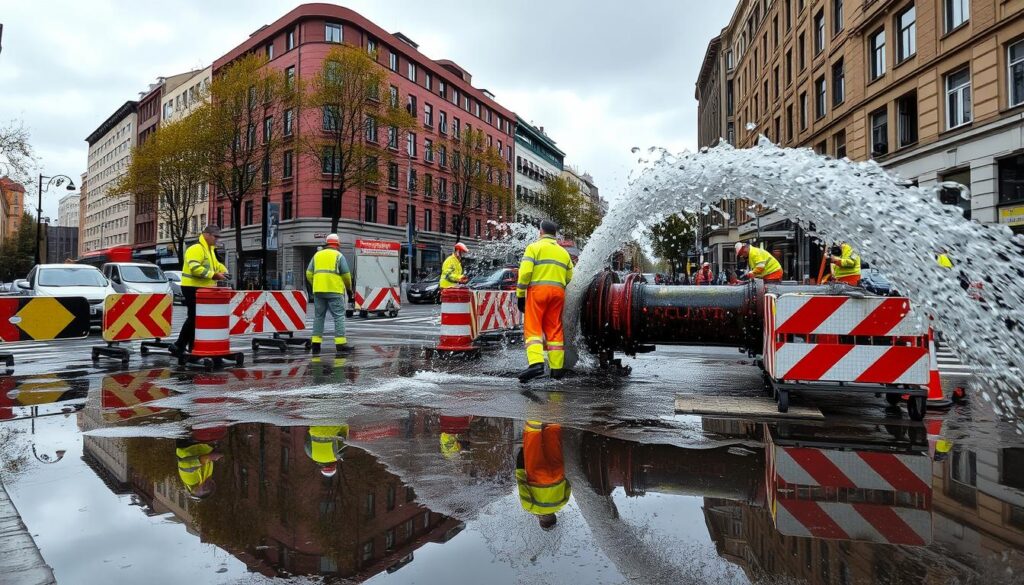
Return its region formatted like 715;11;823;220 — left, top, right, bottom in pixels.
35;173;76;266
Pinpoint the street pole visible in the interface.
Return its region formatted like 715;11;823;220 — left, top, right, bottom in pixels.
34;173;75;266
260;182;269;290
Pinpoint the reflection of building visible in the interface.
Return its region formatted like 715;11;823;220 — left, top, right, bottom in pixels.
514;118;564;226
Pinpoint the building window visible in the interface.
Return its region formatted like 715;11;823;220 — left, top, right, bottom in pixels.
285;66;295;90
785;50;792;85
387;201;398;226
407;168;417;192
814;76;827;119
998;154;1024;205
941;167;973;219
944;0;969;32
832;59;845;106
364;195;377;223
388;162;399;189
322;189;339;217
286;28;296;51
322;147;339;174
365;116;378;142
870;107;888;156
439;211;447;233
1008;40;1024;108
772;16;779;47
786;105;794;140
798;33;806;70
367;38;377;54
283;150;293;178
438;80;447;99
726;50;734;70
439;110;448;134
833;129;847;158
265;43;274;60
425;138;434;163
389;50;398;71
326;23;341;43
387;126;398;149
407;61;416;82
814;10;825;55
217;207;223;227
263;116;272;142
283;108;293;136
896;6;916;63
244;201;254;225
773;67;779;100
452;117;460;138
897;91;918;147
407;132;417;157
406;94;417;116
832;0;843;34
424;173;434;197
424;103;433;127
726;80;734;115
282;192;293;220
424;208;433;231
870;28;886;80
945;68;972;129
389;85;398;108
361;541;373;562
800;92;808;130
438;145;447;167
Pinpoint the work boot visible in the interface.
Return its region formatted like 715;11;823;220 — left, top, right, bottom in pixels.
336;343;351;354
311;342;321;355
517;363;545;384
550;368;566;380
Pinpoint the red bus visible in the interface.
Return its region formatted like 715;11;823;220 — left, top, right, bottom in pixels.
75;246;134;268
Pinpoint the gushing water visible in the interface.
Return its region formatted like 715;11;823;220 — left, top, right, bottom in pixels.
564;139;1024;422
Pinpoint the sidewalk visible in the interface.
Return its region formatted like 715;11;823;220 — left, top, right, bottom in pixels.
0;480;56;585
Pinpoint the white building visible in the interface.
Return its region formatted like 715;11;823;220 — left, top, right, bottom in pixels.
57;193;80;228
514;117;565;226
83;101;138;252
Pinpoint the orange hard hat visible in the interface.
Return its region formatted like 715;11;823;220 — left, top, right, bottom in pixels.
326;234;340;247
454;242;469;254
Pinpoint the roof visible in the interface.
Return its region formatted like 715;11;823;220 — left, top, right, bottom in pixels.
515;116;565;158
695;36;722;100
85;101;138;145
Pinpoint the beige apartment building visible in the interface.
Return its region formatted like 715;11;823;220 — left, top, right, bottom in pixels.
698;0;1024;269
83;101;138;252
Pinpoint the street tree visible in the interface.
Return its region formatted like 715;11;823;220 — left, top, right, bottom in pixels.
111;115;209;270
298;45;417;234
196;53;292;288
446;127;511;243
0;212;40;281
539;175;602;242
0;119;37;183
647;213;698;276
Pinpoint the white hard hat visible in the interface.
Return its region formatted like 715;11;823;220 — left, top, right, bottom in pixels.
326;234;340;247
735;242;747;255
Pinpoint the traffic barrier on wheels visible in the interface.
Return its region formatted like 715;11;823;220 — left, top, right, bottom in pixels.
92;293;173;365
471;290;522;344
428;288;522;357
0;296;92;374
181;288;244;371
354;287;401;317
229;290;310;352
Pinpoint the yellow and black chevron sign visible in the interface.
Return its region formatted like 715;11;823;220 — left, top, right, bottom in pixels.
0;296;92;342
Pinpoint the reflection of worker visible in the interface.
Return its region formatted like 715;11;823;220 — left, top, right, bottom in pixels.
440;243;469;289
517;221;574;383
305;424;349;478
516;421;571;530
829;242;862;286
173;225;228;356
735;242;783;281
306;234;354;355
439;415;473;459
175;426;226;500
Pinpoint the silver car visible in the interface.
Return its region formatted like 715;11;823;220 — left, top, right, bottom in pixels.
164;270;185;304
101;262;172;296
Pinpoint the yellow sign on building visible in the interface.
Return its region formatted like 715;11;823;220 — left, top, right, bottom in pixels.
999;206;1024;227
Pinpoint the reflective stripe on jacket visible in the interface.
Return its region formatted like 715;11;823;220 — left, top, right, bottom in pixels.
831;243;861;280
181;234;227;288
439;254;463;289
305;249;350;295
305;425;349;464
176;443;214;493
516;469;571;515
517;235;574;298
747;245;782;278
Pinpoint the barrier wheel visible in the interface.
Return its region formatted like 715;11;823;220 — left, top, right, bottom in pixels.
304;340;312;351
359;310;368;318
777;390;789;413
252;339;259;352
121;357;129;366
388;310;398;318
346;310;354;318
201;358;215;372
91;349;99;362
907;395;926;421
235;354;245;367
140;346;149;357
885;393;902;406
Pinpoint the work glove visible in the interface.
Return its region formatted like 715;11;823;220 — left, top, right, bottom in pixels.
517;296;526;313
459;276;469;284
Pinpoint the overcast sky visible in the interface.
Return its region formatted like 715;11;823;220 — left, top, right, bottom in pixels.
0;0;735;222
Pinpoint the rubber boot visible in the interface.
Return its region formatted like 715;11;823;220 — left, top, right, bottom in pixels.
550;368;565;380
311;342;321;355
518;363;545;384
336;343;351;354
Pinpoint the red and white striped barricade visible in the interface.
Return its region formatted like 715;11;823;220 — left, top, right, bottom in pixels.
763;293;931;418
354;287;401;317
350;239;402;318
229;290;309;352
92;293;174;364
428;287;479;357
181;288;244;370
471;290;523;344
428;288;523;356
765;431;932;546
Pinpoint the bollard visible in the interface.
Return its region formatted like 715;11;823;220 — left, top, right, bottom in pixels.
181;288;244;370
429;287;479;357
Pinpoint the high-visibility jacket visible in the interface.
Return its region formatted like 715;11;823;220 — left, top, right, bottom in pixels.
746;245;782;279
516;469;571;515
439;254;463;289
517;235;573;298
305;248;351;296
176;443;214;493
937;254;953;269
831;243;861;280
182;234;227;288
305;425;349;464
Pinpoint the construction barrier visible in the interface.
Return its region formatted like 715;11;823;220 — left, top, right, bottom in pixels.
0;296;92;374
350;239;401;318
354;287;401;316
180;288;244;370
100;369;173;422
92;293;174;364
429;288;522;356
763;293;930;418
765;428;932;546
229;290;310;352
472;290;523;341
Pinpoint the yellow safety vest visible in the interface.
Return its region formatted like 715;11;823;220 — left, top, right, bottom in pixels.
516;469;571;515
306;425;349;464
937;254;953;269
176;443;214;493
439;254;463;289
831;243;861;279
747;245;782;278
517;236;574;298
181;235;227;288
306;248;348;295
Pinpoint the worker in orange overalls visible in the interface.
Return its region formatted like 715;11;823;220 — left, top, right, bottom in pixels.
516;220;574;383
516;420;571;530
736;242;783;281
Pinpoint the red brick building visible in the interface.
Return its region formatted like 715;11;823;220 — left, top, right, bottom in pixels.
211;3;517;287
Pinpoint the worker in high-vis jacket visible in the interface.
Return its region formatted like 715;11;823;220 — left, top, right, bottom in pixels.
306;234;354;355
440;242;470;289
735;242;783;281
305;424;349;478
173;224;228;356
829;242;862;286
516;420;571;530
516;220;574;383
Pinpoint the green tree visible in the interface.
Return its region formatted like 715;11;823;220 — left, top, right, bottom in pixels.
647;213;698;275
298;45;417;234
0;212;40;281
446;127;511;243
538;175;602;242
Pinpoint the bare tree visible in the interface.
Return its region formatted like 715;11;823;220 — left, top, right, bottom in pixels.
445;126;511;243
0;119;37;183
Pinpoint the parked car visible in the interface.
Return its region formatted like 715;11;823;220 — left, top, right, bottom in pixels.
15;264;117;327
164;270;184;304
407;272;441;304
468;266;519;291
860;267;896;296
101;262;172;296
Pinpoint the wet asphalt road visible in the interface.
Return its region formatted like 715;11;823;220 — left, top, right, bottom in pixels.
1;301;1021;585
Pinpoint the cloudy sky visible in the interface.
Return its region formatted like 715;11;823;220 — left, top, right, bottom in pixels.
0;0;735;222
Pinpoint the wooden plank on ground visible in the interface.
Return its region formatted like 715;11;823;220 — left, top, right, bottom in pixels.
674;394;824;420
